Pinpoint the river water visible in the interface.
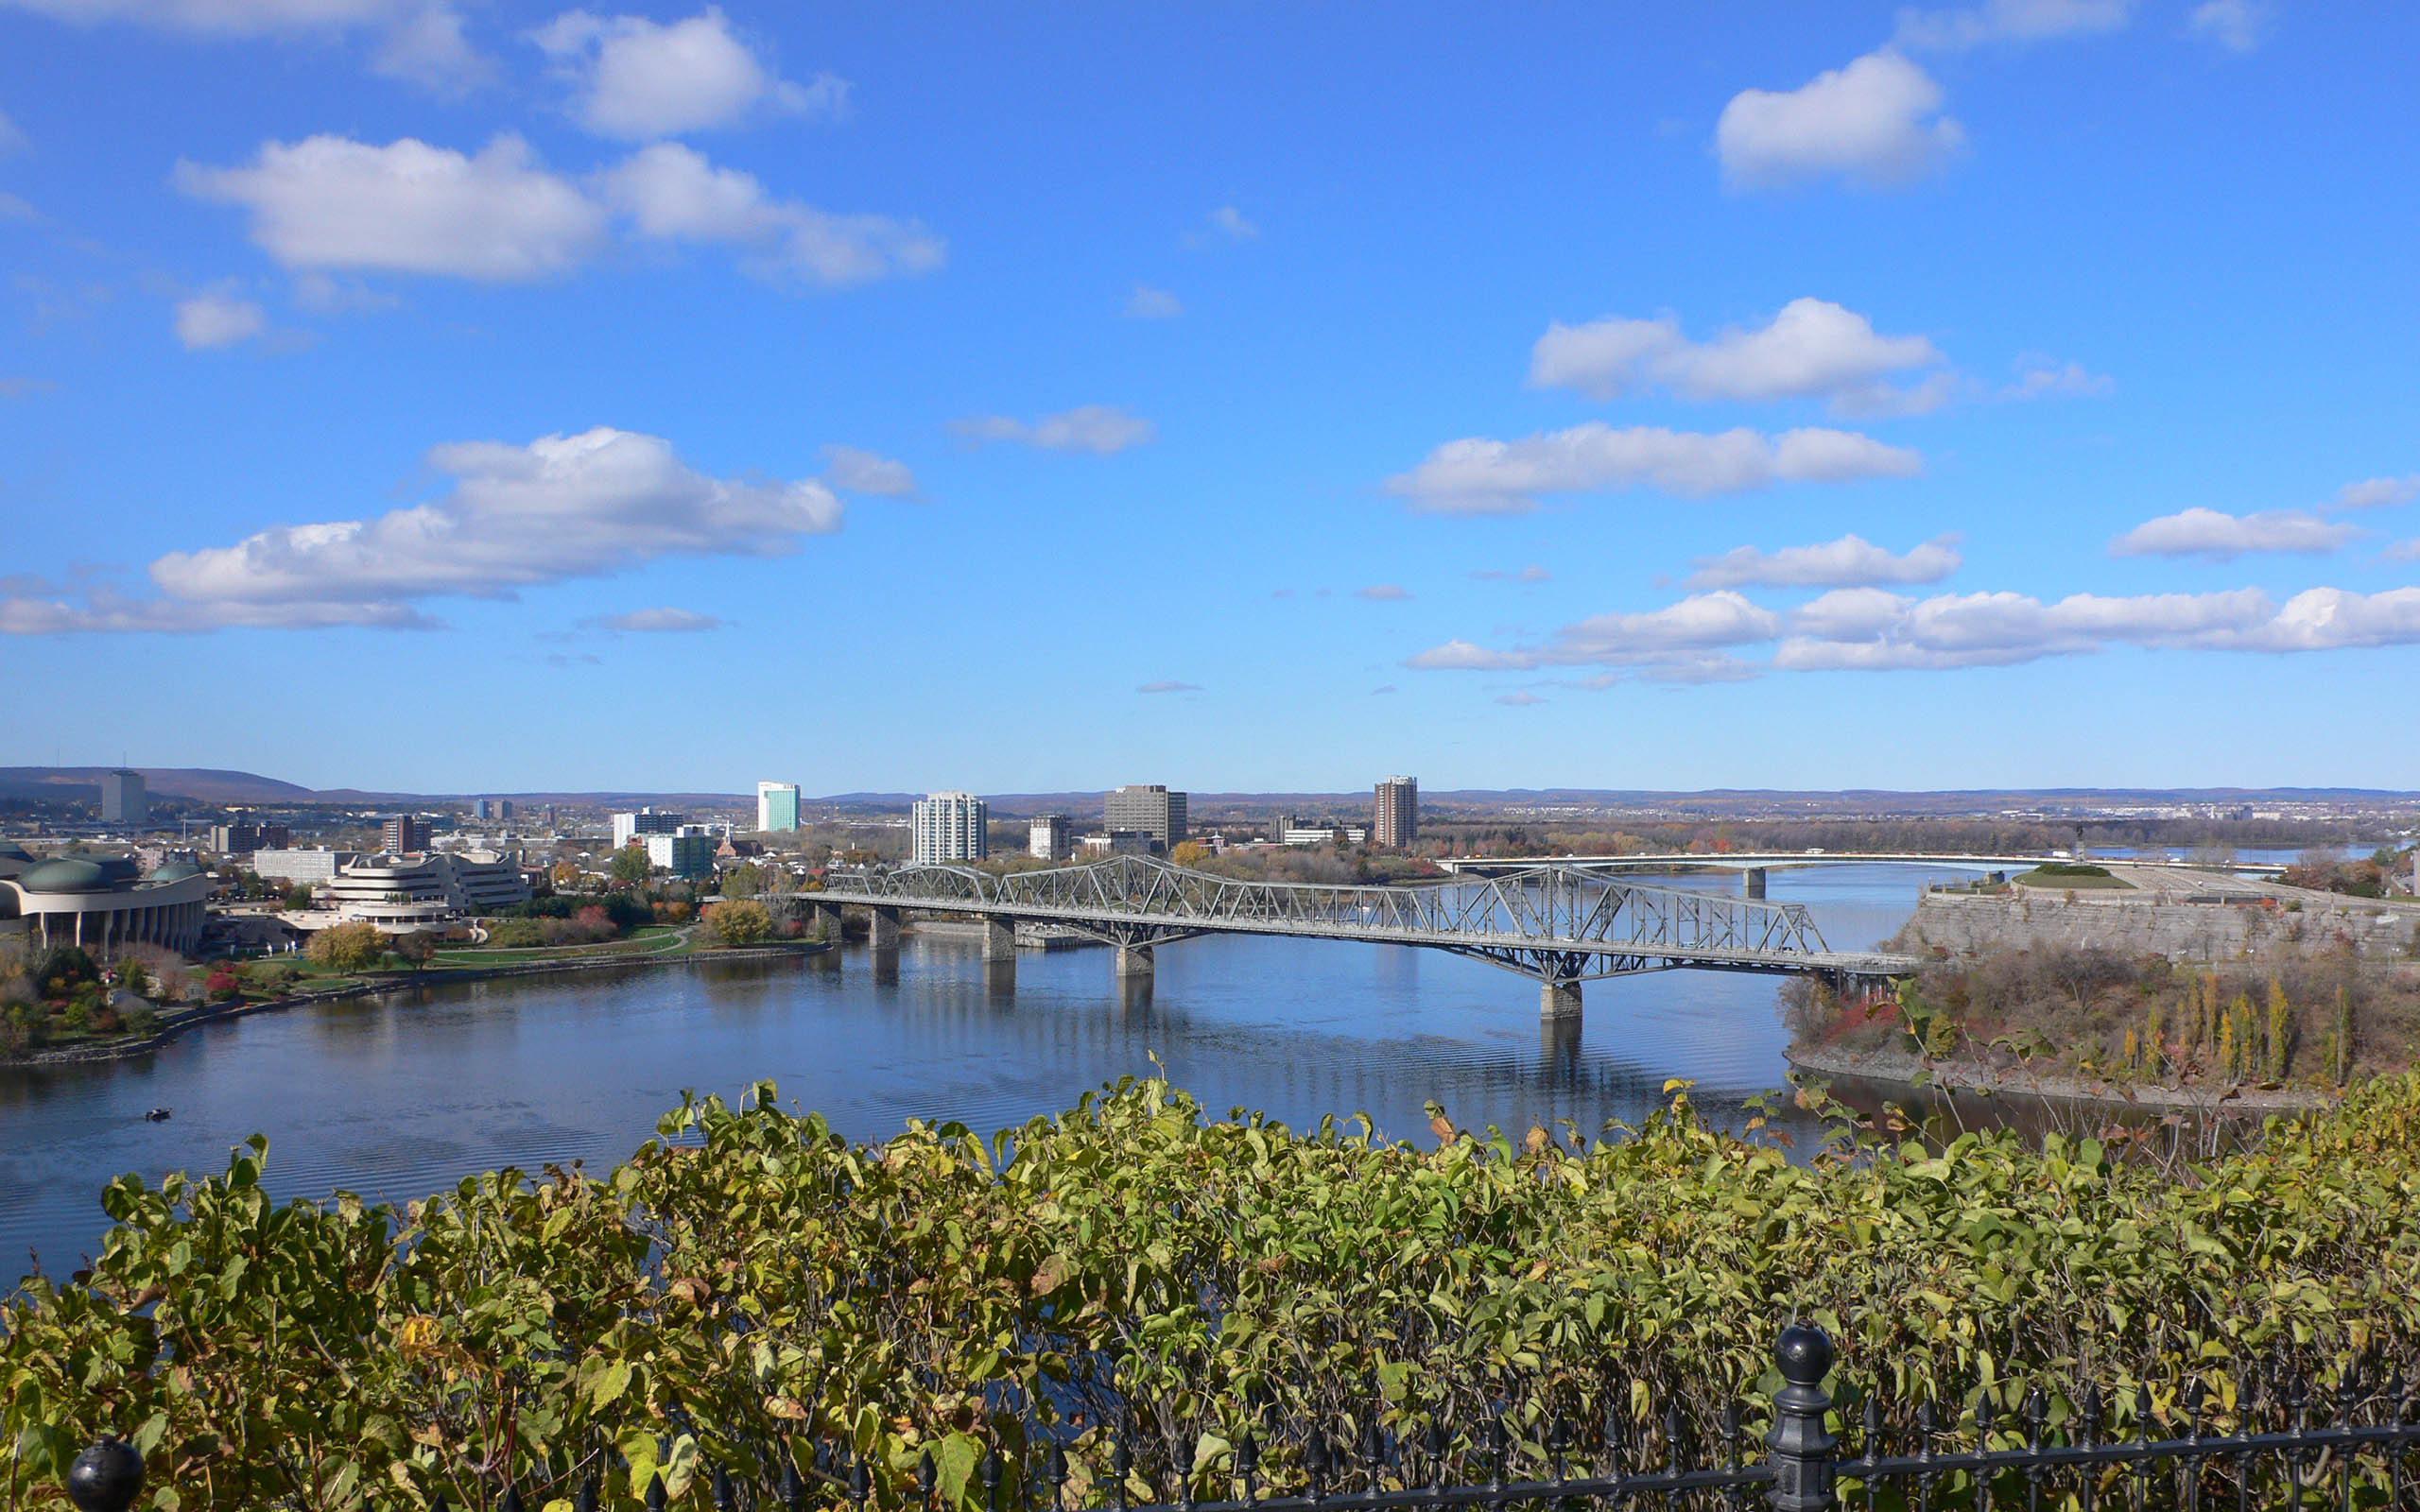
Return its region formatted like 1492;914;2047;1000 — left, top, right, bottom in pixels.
0;862;1998;1284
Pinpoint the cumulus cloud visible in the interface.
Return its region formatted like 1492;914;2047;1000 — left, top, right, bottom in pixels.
0;426;841;634
2109;507;2359;561
1530;298;1945;415
1685;532;1962;590
1716;49;1962;192
1471;564;1552;583
172;288;267;350
1387;422;1921;514
1775;585;2420;668
1895;0;2134;50
2334;475;2420;511
531;8;843;138
1124;284;1183;318
1207;205;1257;240
2385;541;2420;564
1495;692;1545;706
8;0;493;93
179;134;940;289
594;606;720;632
1355;584;1411;601
2189;0;2268;53
953;404;1155;455
594;141;942;285
177;134;609;282
820;444;918;498
1407;593;1782;681
1136;679;1200;694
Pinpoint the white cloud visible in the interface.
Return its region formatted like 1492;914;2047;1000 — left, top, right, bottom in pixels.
1136;680;1200;694
2384;541;2420;564
177;134;609;282
2334;475;2420;511
1716;49;1963;192
1685;532;1962;590
595;606;720;632
2189;0;2268;54
2109;507;2359;560
1530;298;1945;415
531;8;842;139
1774;585;2420;668
1495;692;1545;706
1895;0;2134;50
1387;422;1921;514
0;106;26;156
2001;356;2113;400
1471;564;1552;583
0;427;840;634
953;404;1155;455
6;0;493;94
1124;284;1183;318
820;444;918;498
1355;584;1411;601
1408;592;1781;677
595;141;942;286
1207;205;1258;240
172;288;267;350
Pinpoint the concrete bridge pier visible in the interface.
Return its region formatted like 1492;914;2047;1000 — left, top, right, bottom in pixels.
1540;979;1582;1020
813;902;848;947
868;906;903;950
1743;868;1767;899
1115;943;1155;979
980;917;1017;963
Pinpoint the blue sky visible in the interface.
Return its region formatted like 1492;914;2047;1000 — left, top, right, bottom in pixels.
4;0;2417;797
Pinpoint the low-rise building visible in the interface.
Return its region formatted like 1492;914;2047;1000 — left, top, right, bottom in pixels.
613;809;688;849
309;850;533;934
211;821;291;853
1029;814;1073;861
251;849;359;886
0;854;209;954
1284;825;1367;847
1079;830;1155;856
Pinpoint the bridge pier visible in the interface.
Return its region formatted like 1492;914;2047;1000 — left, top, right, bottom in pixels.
1743;868;1767;899
868;906;902;950
1540;979;1582;1020
812;902;848;946
980;917;1017;963
1115;943;1155;978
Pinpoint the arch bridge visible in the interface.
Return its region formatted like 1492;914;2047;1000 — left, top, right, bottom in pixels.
803;855;1918;1019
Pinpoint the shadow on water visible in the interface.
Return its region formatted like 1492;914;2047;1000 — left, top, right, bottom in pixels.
0;862;1995;1283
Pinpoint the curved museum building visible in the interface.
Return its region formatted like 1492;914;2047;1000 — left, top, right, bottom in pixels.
0;852;211;955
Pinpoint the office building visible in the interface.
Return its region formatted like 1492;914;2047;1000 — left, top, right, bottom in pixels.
471;798;513;821
210;821;290;854
1103;784;1186;849
382;815;430;854
912;792;989;865
757;782;801;833
314;850;532;932
1029;814;1073;862
1284;824;1367;846
645;828;719;880
100;770;147;826
252;848;358;886
1079;831;1154;856
1269;813;1296;842
1374;776;1418;848
612;809;687;849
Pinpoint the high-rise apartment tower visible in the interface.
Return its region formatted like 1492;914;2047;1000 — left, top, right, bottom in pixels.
382;815;430;854
912;792;989;865
1374;776;1418;848
757;782;801;833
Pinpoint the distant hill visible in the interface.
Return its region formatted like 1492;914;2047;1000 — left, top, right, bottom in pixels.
0;766;317;804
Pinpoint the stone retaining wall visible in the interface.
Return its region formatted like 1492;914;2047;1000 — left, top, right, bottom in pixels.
1901;888;2420;963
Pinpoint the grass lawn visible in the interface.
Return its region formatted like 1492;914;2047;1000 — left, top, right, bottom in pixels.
2013;863;2134;889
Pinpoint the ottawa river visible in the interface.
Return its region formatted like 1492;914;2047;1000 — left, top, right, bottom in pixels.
0;862;2002;1284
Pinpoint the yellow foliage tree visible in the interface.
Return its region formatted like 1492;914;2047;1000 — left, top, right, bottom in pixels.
705;899;772;947
306;920;387;973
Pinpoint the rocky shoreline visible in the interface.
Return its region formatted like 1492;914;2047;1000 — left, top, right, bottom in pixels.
1786;1040;2334;1112
4;939;828;1069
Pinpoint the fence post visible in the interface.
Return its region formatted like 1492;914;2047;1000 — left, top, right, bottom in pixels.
1766;1324;1838;1512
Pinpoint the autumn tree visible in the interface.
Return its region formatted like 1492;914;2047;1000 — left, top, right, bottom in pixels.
705;899;772;947
306;920;387;973
609;845;653;885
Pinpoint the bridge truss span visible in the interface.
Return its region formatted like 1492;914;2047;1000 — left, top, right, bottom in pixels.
807;856;1919;1017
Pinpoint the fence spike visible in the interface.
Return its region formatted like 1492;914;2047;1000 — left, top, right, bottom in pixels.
1426;1418;1449;1489
1977;1390;1997;1445
646;1472;666;1512
2136;1384;2153;1442
2025;1386;2048;1449
2082;1386;2102;1448
1113;1434;1133;1512
849;1453;871;1510
1665;1401;1685;1472
577;1476;598;1512
780;1454;804;1512
1487;1411;1508;1491
981;1451;1002;1512
713;1464;735;1512
2184;1378;2207;1439
1863;1395;1883;1462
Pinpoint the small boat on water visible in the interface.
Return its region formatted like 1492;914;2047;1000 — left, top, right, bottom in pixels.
144;1108;171;1123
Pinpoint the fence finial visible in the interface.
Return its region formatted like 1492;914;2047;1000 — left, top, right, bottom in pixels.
66;1439;144;1512
1766;1325;1838;1512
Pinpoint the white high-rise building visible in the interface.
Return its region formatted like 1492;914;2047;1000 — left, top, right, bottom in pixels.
757;782;801;833
912;792;988;865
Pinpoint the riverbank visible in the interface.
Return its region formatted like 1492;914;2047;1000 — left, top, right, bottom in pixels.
1786;1040;2333;1111
2;937;830;1068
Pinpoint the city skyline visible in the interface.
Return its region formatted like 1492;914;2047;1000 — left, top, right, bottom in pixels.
4;4;2418;794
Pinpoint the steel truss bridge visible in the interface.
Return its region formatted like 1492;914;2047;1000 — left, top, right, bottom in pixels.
805;855;1920;1018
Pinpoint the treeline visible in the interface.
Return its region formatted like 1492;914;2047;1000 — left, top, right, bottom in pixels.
1425;816;2394;859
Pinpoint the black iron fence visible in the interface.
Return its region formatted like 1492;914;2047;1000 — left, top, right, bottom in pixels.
55;1325;2420;1512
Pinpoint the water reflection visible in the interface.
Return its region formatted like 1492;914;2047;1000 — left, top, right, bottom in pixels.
0;863;1972;1284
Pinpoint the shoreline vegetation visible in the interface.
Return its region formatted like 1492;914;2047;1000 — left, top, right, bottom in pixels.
7;1073;2420;1512
1;936;827;1069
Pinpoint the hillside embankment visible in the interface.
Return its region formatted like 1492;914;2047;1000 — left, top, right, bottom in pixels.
1897;865;2420;962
